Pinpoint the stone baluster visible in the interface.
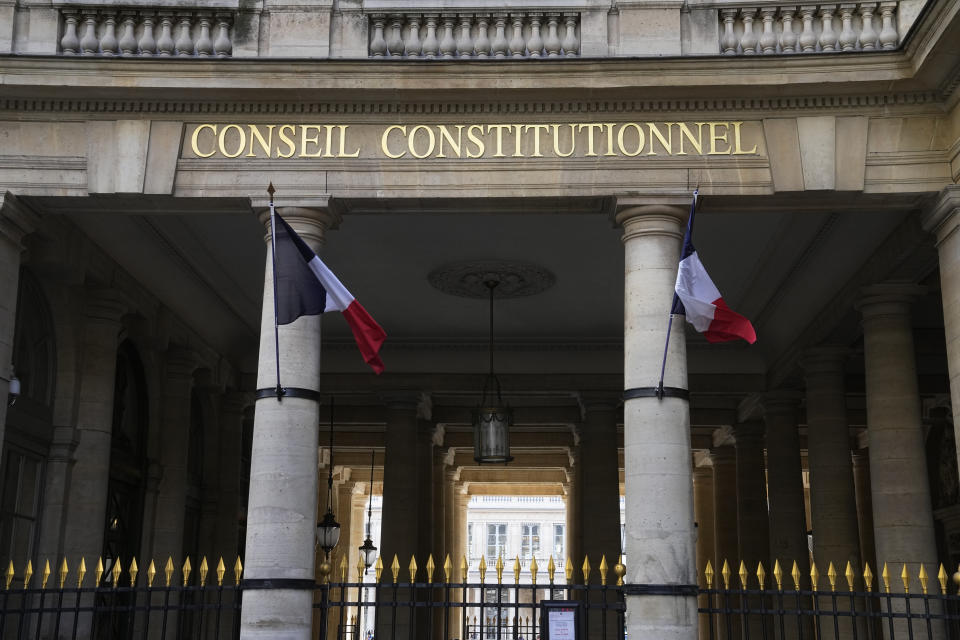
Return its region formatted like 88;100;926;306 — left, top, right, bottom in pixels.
456;14;474;58
720;9;738;54
838;4;857;50
156;12;175;55
527;13;544;57
818;5;837;51
562;13;579;56
740;9;758;54
60;11;80;54
118;12;137;55
213;13;231;57
369;15;387;57
404;15;422;57
508;14;525;57
439;14;457;57
544;13;562;56
100;12;119;55
780;8;798;53
475;16;491;58
175;13;194;56
422;15;439;57
80;13;99;55
759;8;777;53
196;13;213;56
798;6;818;52
491;14;508;57
139;13;157;55
878;2;897;48
859;3;879;49
386;14;404;57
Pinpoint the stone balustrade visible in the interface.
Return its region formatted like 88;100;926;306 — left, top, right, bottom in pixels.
719;2;900;55
58;8;234;56
368;12;581;58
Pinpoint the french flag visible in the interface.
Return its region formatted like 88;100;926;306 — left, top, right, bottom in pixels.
273;212;386;374
671;191;757;344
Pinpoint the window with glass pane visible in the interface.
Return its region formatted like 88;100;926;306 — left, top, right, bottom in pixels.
553;523;564;558
520;523;540;559
486;523;506;560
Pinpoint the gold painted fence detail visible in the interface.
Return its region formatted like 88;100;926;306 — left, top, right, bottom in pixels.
187;121;759;160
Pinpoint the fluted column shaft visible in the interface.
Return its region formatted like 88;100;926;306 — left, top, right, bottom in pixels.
617;200;696;640
241;207;336;640
858;286;938;583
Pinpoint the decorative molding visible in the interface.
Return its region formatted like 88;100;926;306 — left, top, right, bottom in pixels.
428;260;556;299
0;91;945;117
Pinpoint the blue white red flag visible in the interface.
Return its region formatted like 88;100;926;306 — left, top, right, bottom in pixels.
273;212;386;374
671;191;757;344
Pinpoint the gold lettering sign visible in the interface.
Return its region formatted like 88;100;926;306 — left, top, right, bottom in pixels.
187;122;758;159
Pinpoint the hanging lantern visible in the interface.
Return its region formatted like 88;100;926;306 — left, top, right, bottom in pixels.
472;279;514;464
359;449;378;571
317;398;341;558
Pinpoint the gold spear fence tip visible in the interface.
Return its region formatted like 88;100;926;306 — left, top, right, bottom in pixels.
582;556;592;586
530;556;539;585
408;555;418;584
338;555;347;582
390;554;400;584
4;561;13;590
772;559;782;590
59;557;69;589
460;555;468;582
810;561;820;592
845;561;855;591
919;563;929;595
513;556;521;585
478;556;487;584
182;557;192;588
426;554;436;584
901;563;910;593
756;561;766;589
234;557;243;586
443;554;452;584
705;560;715;589
827;561;837;592
77;557;87;588
791;561;801;591
881;562;891;593
200;557;209;587
217;557;226;587
356;555;365;583
600;555;609;586
164;557;174;587
374;555;384;583
564;556;573;582
863;562;874;593
147;560;157;587
23;560;32;589
111;557;122;587
615;556;625;587
497;554;505;584
938;564;948;595
738;560;748;589
547;556;555;584
721;559;731;589
42;560;51;590
95;558;104;587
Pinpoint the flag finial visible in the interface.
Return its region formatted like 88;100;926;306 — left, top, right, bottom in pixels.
267;182;275;202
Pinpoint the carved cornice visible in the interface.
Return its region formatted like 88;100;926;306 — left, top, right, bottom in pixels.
0;91;946;117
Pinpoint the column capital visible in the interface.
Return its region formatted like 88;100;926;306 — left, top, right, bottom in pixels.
709;443;736;465
220;389;253;416
733;420;765;443
164;346;200;381
0;192;40;248
614;198;688;239
759;390;802;416
257;205;341;250
579;391;620;413
801;344;850;375
924;185;960;246
856;282;927;320
83;287;129;323
379;390;425;412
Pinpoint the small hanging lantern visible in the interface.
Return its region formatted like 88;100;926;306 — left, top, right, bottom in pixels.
358;449;378;571
472;279;513;464
317;398;341;558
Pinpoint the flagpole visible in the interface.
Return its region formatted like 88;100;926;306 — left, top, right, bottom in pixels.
267;182;284;401
655;188;698;400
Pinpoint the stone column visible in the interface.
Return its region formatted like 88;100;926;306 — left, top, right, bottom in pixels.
693;457;715;640
616;199;696;640
214;392;248;563
0;194;37;459
710;442;740;640
925;187;960;470
734;421;770;574
851;450;877;576
61;290;127;564
578;394;622;567
453;487;469;638
803;347;861;640
858;285;939;593
762;392;809;576
566;462;580;570
150;348;199;566
240;206;337;640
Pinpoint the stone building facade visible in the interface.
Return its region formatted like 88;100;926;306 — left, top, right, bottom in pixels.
1;0;960;638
